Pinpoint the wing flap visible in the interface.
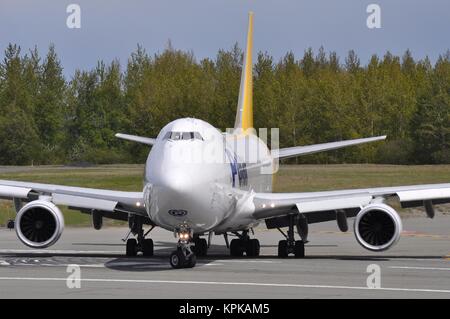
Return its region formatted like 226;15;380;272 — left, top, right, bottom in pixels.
0;185;32;199
296;194;372;213
397;188;450;202
52;193;118;211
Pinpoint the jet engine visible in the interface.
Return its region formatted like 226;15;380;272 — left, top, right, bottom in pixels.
354;203;402;251
15;200;64;248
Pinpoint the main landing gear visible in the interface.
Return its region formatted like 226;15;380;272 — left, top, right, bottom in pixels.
169;228;197;269
125;216;154;257
277;214;306;258
229;230;260;257
193;235;208;257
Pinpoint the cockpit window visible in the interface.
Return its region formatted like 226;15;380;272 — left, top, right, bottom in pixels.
182;132;191;140
164;131;203;141
170;132;182;140
193;132;203;140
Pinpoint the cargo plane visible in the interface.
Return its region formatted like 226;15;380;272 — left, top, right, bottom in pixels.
1;12;449;268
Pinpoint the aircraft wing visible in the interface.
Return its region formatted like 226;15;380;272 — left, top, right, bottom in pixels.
253;183;450;223
115;133;156;145
273;136;386;159
0;179;148;221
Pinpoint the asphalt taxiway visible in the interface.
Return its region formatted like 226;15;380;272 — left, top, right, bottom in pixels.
0;215;449;298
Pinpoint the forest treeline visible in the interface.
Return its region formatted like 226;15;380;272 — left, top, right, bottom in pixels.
0;43;449;165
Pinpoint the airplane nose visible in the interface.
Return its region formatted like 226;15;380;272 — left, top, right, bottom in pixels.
156;168;192;194
147;162;227;232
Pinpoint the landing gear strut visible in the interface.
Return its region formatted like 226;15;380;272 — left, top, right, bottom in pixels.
169;228;197;269
277;214;305;258
125;215;154;257
229;230;260;257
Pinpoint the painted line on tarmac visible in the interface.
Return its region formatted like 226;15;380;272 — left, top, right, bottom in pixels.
0;249;123;255
396;257;450;262
41;263;105;268
389;266;450;271
0;261;222;268
0;263;106;268
214;260;281;264
0;277;449;294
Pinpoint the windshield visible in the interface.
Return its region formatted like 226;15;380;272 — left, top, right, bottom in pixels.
164;131;203;141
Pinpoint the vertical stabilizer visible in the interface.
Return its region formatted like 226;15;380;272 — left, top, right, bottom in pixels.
234;12;254;132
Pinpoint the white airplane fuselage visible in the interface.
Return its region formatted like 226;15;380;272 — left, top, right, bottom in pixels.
143;118;273;234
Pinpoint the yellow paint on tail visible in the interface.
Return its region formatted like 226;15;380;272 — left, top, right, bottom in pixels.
241;12;254;131
234;12;254;133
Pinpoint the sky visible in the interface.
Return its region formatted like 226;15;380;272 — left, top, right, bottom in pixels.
0;0;449;78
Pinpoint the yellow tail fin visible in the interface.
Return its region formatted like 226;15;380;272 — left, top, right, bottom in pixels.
234;12;254;132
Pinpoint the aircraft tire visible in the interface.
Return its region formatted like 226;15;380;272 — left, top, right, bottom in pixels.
126;238;137;257
278;240;288;258
294;240;305;258
194;238;208;256
142;238;154;257
246;239;260;257
185;254;197;268
230;239;244;257
170;250;186;269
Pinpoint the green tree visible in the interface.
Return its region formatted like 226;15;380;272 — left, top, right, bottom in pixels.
33;45;66;163
0;44;41;164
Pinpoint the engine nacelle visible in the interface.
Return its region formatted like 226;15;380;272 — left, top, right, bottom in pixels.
15;200;64;248
354;203;402;251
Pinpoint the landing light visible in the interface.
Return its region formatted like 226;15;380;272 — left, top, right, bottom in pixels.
179;232;190;240
136;201;141;207
270;203;275;208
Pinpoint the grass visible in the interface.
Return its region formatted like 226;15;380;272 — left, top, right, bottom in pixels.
274;164;450;192
0;165;144;226
1;164;450;226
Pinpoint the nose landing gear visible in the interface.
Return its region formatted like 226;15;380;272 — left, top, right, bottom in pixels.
169;247;196;269
169;228;197;269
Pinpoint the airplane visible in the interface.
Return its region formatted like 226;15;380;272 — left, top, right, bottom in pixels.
1;12;449;269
